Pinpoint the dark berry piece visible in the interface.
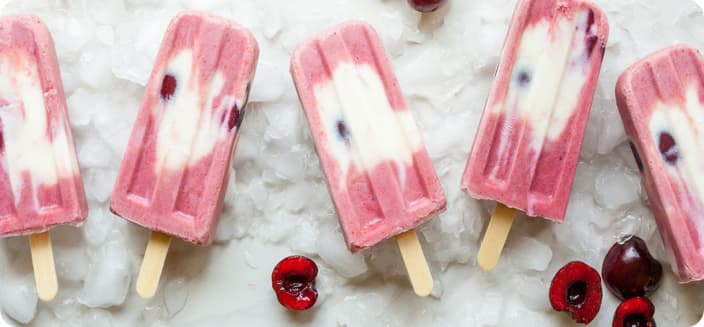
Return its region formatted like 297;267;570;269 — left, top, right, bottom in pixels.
336;120;350;141
586;8;595;27
517;69;532;87
612;297;656;327
408;0;447;12
629;142;645;173
227;104;244;131
602;235;662;300
272;256;318;311
583;9;598;57
658;132;678;164
549;261;602;324
585;35;599;57
160;74;177;101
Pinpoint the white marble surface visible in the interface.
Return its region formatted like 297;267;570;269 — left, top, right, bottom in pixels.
0;0;703;326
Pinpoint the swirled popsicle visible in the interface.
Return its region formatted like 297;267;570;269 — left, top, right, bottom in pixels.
110;11;259;298
616;45;704;283
0;15;88;301
290;21;446;296
461;0;609;270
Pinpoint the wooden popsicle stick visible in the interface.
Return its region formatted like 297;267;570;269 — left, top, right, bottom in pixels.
477;203;516;271
28;231;58;302
396;229;433;297
136;231;172;299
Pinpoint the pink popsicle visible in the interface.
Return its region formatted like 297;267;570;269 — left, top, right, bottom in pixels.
0;15;88;301
110;11;259;246
0;15;87;236
616;45;704;283
290;21;446;252
461;0;608;270
462;0;609;221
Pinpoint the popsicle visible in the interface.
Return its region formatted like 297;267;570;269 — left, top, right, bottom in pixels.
615;45;704;283
290;21;446;296
0;15;88;301
460;0;609;270
110;11;259;298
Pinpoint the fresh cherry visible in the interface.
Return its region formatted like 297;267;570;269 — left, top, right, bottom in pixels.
272;256;318;311
612;297;656;327
549;261;603;324
160;74;177;101
602;235;662;300
407;0;447;12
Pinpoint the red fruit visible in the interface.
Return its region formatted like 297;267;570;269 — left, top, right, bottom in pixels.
160;74;177;100
612;297;656;327
272;256;318;310
602;235;662;300
549;261;603;324
407;0;447;12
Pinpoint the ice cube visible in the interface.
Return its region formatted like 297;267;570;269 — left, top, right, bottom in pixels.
0;275;37;324
594;168;641;209
179;0;220;10
506;236;553;272
265;148;306;181
317;227;368;278
78;43;113;89
79;232;131;308
86;0;126;25
66;88;97;128
83;208;117;246
77;134;115;169
162;277;189;318
263;104;301;146
79;309;113;327
95;25;115;46
55;246;89;283
112;11;171;85
84;168;118;203
48;290;82;321
476;291;504;325
249;59;285;103
45;15;95;60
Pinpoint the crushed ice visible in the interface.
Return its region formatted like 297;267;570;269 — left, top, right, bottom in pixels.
0;0;703;325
